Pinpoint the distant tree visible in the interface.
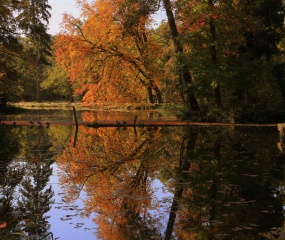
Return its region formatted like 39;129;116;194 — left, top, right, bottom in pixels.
0;0;22;108
42;54;74;102
0;0;53;108
17;0;52;102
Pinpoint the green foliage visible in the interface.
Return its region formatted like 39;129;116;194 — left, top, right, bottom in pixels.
16;0;52;56
0;0;51;108
0;0;52;106
240;0;284;59
172;0;285;121
42;55;71;98
177;108;234;123
118;0;159;29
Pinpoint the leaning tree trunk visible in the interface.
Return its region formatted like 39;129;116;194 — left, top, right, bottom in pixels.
163;0;200;111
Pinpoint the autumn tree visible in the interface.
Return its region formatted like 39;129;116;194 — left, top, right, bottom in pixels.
117;0;163;103
55;0;164;105
173;0;232;112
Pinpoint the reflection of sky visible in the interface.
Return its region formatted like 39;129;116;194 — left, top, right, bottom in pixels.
2;124;176;239
150;179;174;235
49;164;97;240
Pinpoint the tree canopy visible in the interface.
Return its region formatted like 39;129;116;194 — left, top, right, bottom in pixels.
1;0;285;122
0;0;51;107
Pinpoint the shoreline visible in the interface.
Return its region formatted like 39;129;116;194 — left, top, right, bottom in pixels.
0;120;278;127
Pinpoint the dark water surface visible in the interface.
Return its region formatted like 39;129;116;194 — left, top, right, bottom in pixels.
1;115;285;239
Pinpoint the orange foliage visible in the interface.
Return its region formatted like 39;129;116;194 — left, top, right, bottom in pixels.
54;0;163;105
56;126;172;238
0;222;7;229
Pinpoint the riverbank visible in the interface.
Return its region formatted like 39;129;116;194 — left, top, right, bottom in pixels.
2;101;285;125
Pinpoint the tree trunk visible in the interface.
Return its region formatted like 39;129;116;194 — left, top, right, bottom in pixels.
147;86;154;103
209;136;222;235
154;86;163;103
36;56;41;102
165;128;199;239
163;0;200;111
68;82;74;102
0;95;7;110
274;63;285;104
214;84;223;110
209;0;223;110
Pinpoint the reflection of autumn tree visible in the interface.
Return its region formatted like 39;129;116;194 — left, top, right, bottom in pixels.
57;126;285;239
57;126;180;239
80;110;165;125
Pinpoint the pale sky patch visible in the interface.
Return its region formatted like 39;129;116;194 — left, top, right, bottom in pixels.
48;0;82;35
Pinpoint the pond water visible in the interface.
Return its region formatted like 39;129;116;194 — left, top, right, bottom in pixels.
1;110;285;239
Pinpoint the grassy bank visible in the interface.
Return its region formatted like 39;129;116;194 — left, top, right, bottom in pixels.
4;101;285;124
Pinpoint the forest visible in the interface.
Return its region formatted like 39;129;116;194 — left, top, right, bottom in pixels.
0;0;285;123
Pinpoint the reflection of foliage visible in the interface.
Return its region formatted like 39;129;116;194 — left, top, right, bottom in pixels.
57;126;180;239
18;162;54;238
0;126;69;240
0;126;24;238
171;128;285;239
16;128;55;239
57;126;285;239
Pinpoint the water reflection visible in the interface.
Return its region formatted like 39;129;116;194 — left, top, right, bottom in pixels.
0;125;61;239
0;125;284;239
57;125;285;239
